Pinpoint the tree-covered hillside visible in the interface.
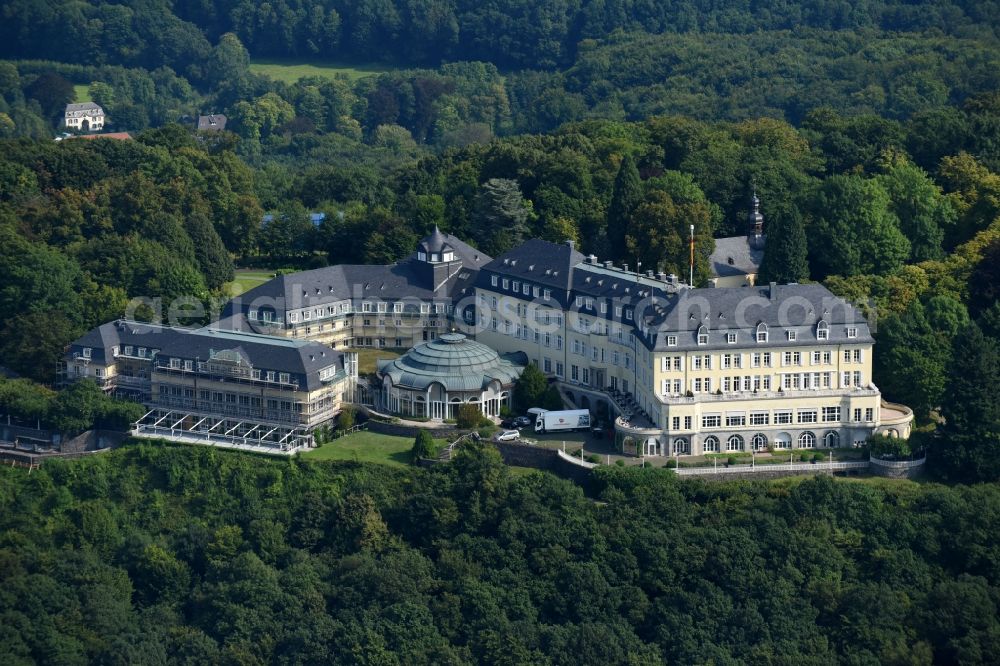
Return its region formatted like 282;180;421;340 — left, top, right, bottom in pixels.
2;442;1000;664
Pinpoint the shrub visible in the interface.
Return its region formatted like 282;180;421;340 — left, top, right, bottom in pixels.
586;454;601;464
813;452;825;463
665;459;678;469
337;406;356;431
727;456;738;466
410;430;437;462
456;404;482;429
615;459;625;467
800;452;811;462
868;434;912;458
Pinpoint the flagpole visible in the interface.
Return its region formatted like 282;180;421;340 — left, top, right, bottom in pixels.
689;224;694;286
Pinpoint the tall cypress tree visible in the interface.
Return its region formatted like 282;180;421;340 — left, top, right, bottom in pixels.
606;154;642;261
935;322;1000;482
757;206;809;283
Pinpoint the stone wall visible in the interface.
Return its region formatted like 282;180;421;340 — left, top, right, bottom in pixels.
364;419;461;440
869;455;926;479
490;441;596;484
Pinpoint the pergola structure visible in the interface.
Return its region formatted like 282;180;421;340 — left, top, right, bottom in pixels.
132;408;312;455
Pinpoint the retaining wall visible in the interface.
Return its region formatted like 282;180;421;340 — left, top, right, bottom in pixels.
869;455;927;479
364;419;461;440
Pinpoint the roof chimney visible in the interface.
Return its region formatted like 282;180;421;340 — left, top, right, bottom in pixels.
604;261;613;269
588;254;597;264
646;270;654;278
769;282;778;301
566;239;575;250
656;272;666;281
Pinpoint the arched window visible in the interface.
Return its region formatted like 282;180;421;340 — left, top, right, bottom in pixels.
727;434;744;451
816;320;829;341
774;432;791;449
824;431;840;448
703;436;719;453
798;431;816;448
672;438;689;455
697;324;709;345
751;433;768;451
756;322;768;343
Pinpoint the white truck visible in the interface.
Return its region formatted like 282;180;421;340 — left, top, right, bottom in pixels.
532;408;591;433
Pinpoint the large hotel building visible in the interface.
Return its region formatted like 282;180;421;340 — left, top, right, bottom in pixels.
67;224;911;455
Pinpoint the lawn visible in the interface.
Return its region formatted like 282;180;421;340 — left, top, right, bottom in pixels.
73;84;91;103
250;59;393;84
300;430;448;467
346;348;402;375
225;270;274;297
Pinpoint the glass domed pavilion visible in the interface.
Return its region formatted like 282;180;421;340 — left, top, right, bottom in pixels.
376;333;526;420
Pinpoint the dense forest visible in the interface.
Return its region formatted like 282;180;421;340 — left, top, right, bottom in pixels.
3;442;1000;664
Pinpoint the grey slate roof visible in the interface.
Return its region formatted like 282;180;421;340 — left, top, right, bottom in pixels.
419;226;452;254
231;230;489;314
709;235;765;278
65;102;103;114
68;320;347;391
639;283;873;351
377;333;525;391
477;239;585;301
197;114;227;131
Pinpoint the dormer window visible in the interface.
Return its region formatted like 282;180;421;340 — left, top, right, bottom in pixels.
756;322;768;343
787;330;797;341
443;251;454;261
697;325;709;345
491;275;498;287
431;253;440;262
82;347;92;358
417;251;426;261
816;320;829;341
726;332;737;344
847;327;858;338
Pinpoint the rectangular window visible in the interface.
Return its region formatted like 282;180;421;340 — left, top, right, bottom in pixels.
844;350;852;363
543;357;552;373
184;360;193;371
502;279;509;290
847;327;858;338
787;330;797;341
817;328;829;341
853;408;862;422
726;413;746;427
672;416;680;430
750;412;769;426
491;275;498;287
685;416;692;429
543;289;551;301
170;358;181;369
775;410;793;424
667;335;677;347
763;352;772;367
279;372;290;384
512;281;519;293
865;407;874;421
757;330;768;342
571;365;579;381
702;414;721;428
555;362;563;377
853;349;863;363
797;410;818;424
697;332;708;344
726;332;737;344
822;406;841;422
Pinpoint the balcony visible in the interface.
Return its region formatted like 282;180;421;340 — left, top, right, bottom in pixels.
656;385;880;405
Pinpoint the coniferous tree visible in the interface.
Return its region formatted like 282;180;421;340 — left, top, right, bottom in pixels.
472;178;530;255
935;322;1000;482
757;207;809;283
606;154;642;260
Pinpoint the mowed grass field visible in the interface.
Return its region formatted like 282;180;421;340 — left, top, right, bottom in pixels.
300;430;447;467
250;59;393;83
225;270;274;297
73;84;91;103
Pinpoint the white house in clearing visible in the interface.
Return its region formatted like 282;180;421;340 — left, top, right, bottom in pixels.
64;102;105;132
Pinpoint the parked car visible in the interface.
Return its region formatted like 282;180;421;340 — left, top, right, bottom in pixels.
496;429;520;442
513;416;532;428
500;418;517;429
